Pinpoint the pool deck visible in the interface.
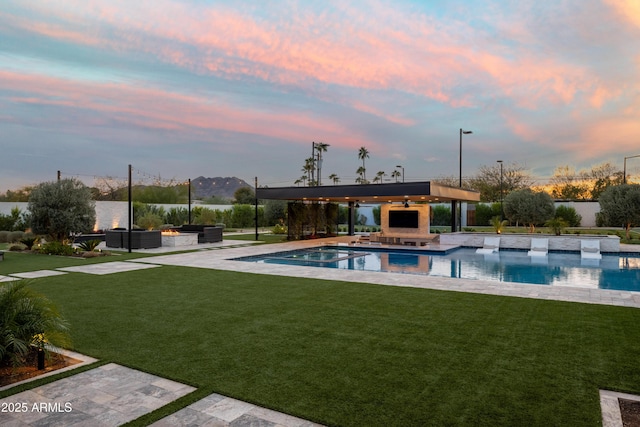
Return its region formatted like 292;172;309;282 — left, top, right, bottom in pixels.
127;236;640;309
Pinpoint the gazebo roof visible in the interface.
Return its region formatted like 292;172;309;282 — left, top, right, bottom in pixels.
256;181;480;204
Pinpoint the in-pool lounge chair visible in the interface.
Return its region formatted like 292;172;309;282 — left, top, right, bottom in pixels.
476;237;500;254
527;238;549;257
581;240;602;260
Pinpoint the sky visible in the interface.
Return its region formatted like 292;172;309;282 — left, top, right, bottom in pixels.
1;0;639;193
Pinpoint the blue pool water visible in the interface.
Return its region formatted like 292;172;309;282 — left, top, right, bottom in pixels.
234;246;640;292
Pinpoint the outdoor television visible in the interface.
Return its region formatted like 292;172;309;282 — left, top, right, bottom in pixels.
388;210;419;228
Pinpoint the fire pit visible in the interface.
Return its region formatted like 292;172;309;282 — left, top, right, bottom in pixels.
161;230;198;247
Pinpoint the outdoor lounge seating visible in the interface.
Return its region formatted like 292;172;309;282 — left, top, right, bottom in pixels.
179;225;223;243
527;238;549;257
581;239;602;259
476;237;500;254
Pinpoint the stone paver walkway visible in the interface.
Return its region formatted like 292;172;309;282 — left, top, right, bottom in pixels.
0;363;195;427
151;393;322;427
58;261;160;275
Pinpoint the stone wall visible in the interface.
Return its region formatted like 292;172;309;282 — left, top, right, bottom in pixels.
439;232;620;252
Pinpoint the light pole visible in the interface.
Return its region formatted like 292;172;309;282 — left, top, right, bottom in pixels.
396;165;404;183
623;155;640;184
458;129;473;231
497;160;503;220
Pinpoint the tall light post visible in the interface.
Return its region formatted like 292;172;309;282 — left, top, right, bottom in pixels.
623;154;640;184
497;160;503;220
396;165;404;183
458;129;473;231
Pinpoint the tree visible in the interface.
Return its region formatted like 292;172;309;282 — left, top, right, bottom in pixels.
233;187;255;204
264;199;287;226
374;171;386;184
598;184;640;239
549;165;591;200
28;179;96;241
391;170;401;183
588;162;624;199
358;147;370;181
356;166;368;184
328;173;340;185
0;186;34;202
468;163;533;202
503;189;554;233
314;142;330;185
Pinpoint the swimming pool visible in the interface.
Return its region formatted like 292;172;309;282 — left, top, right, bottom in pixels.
234;246;640;292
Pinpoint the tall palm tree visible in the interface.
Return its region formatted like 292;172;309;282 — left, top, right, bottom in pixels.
376;170;386;184
314;142;330;186
328;173;340;185
391;170;401;183
358;147;369;181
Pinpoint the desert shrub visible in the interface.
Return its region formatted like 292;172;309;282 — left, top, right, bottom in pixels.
554;205;581;227
232;204;254;228
136;212;163;230
78;239;102;252
40;241;74;256
165;207;189;226
80;251;102;258
0;280;71;368
8;231;25;243
194;207;218;225
272;223;287;234
9;243;26;251
0;231;9;243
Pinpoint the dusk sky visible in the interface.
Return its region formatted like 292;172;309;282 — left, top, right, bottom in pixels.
1;0;639;193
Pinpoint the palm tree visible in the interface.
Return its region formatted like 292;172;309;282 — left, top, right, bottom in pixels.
376;170;386;184
391;170;401;183
358;147;369;181
294;178;304;187
314;142;330;186
356;166;368;184
328;173;340;185
302;157;315;186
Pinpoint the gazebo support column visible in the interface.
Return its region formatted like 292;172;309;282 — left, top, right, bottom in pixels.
348;201;355;236
450;200;457;233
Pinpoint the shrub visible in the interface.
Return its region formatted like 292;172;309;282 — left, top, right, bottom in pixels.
272;223;287;234
545;218;568;236
490;216;508;234
9;243;26;251
0;231;9;243
431;205;451;226
136;212;163;230
0;280;71;368
8;231;25;243
78;239;102;252
554;205;581;227
40;241;74;256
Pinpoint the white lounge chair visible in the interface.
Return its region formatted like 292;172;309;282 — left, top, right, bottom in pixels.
581;240;602;260
476;237;500;254
527;238;548;257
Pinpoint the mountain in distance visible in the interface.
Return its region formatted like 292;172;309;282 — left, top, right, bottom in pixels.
191;176;253;200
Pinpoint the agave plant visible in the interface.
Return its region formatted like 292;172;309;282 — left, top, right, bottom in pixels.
0;281;71;368
78;239;102;252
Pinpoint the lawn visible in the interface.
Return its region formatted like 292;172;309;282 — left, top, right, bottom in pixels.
2;264;640;426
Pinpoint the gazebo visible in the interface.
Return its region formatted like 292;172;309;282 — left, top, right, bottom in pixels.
256;181;480;237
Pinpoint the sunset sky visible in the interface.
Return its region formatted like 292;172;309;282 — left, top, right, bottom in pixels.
1;0;639;193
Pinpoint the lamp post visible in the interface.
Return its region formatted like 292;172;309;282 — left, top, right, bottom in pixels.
623;155;640;184
497;160;503;220
396;165;404;183
458;129;473;231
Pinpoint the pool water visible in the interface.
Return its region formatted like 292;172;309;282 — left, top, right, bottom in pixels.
234;247;640;292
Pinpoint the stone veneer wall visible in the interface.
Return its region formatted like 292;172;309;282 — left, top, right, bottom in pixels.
381;204;430;238
438;233;620;253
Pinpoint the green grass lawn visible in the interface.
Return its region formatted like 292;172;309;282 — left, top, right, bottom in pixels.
3;265;640;426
